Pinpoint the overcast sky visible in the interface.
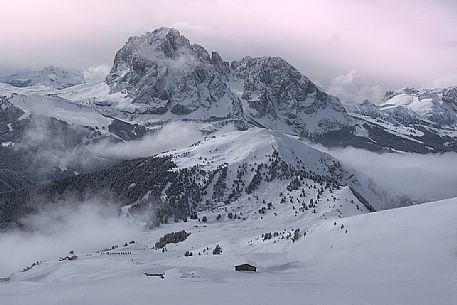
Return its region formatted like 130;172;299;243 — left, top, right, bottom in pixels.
1;0;457;99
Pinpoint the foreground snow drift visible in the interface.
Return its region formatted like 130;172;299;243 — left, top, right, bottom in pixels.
1;197;456;305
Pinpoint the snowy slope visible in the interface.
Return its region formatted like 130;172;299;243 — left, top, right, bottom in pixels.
0;90;148;184
0;125;389;230
1;196;456;305
167;128;333;173
9;94;112;128
159;127;388;211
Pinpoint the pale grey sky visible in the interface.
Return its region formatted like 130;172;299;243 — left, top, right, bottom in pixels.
1;0;457;96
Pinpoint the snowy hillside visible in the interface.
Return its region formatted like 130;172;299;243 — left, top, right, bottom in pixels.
162;127;387;210
0;127;389;229
1;196;456;305
347;87;457;128
9;94;112;128
0;92;148;185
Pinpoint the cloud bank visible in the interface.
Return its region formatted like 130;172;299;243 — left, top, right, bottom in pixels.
317;145;457;202
0;202;141;275
328;70;386;104
89;122;203;159
0;122;203;275
83;64;111;82
17;119;204;176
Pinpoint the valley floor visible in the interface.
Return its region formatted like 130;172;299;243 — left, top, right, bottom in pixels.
1;197;457;305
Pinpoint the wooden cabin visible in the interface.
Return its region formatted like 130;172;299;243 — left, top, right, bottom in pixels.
235;264;257;272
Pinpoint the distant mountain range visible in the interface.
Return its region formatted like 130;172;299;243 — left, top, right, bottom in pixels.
1;27;456;153
344;87;457;152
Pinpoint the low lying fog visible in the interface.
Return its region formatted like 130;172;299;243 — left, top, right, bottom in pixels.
0;202;142;275
89;121;203;159
0;122;214;276
315;145;457;202
20;120;204;172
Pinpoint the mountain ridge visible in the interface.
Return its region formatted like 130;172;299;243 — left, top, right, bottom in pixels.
2;27;456;153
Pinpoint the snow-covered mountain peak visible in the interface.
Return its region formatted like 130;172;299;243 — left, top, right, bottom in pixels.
109;27;218;71
384;87;420;100
166;128;332;173
2;27;455;153
160;127;388;211
145;26;183;40
442;86;457;102
232;56;299;71
104;27;354;136
0;65;84;89
126;27;198;60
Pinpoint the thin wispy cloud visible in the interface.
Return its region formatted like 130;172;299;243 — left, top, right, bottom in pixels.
328;70;386;104
88;122;203;159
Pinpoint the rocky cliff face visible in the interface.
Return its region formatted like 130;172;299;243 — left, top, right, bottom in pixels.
105;27;457;153
2;27;455;155
106;28;352;135
106;27;244;124
230;56;352;136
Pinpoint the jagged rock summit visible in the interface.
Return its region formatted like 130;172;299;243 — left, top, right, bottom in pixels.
230;56;351;135
106;27;244;125
106;27;352;136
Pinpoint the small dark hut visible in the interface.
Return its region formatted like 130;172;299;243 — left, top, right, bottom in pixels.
235;264;257;272
144;272;164;279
